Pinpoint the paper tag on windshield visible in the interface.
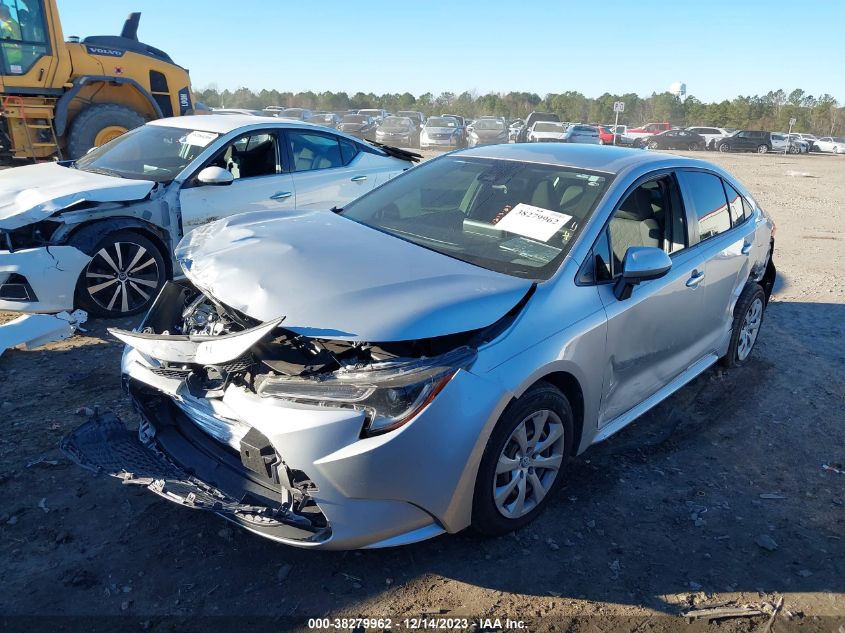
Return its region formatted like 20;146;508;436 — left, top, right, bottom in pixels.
182;131;218;147
494;203;572;242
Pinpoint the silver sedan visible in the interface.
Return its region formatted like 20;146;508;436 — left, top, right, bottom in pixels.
65;144;776;549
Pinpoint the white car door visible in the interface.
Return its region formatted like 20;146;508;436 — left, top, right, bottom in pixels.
179;130;295;233
283;130;382;210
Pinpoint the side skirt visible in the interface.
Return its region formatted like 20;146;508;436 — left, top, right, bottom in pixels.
592;353;719;445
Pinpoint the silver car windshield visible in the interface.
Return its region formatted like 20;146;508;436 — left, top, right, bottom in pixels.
74;125;219;182
341;156;610;280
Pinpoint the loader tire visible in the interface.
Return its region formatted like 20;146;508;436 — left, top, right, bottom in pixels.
67;104;145;159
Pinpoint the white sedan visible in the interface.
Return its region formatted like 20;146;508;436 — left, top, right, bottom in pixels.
0;115;417;317
814;136;845;154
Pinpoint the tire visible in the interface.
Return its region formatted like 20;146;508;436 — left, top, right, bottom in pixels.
688;142;700;151
648;141;659;150
718;143;730;153
67;103;145;159
719;283;766;369
788;145;799;154
472;382;574;536
757;144;769;154
73;230;166;318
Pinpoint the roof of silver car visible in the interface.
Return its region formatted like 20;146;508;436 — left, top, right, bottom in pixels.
454;143;704;175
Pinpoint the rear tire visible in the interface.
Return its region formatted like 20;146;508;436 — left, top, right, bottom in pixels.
757;144;769;154
719;283;766;368
73;231;166;318
472;382;573;536
67;103;145;159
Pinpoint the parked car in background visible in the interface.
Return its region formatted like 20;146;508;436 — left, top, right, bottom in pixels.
561;124;601;144
277;108;314;121
441;114;467;146
396;110;425;129
420;116;464;149
814;136;845;154
769;133;797;154
68;144;776;549
356;109;388;123
0;115;416;317
597;125;615;144
337;114;378;141
642;129;706;150
518;111;560;142
376;116;420;148
795;133;818;150
686;126;731;150
717;130;773;153
467;118;509;146
508;119;525;142
309;112;342;129
625;122;672;141
783;134;810;153
527;121;568;142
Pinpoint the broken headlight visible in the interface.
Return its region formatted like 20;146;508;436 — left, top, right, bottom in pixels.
257;346;476;436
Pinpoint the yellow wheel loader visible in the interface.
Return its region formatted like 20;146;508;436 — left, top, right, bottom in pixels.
0;0;195;161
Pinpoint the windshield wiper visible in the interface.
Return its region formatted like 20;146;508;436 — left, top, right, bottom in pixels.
79;166;124;178
366;141;422;163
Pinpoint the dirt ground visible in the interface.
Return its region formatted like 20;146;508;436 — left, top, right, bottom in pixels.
0;149;843;632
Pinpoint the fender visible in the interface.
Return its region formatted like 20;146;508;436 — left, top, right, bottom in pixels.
58;217;173;278
54;76;164;137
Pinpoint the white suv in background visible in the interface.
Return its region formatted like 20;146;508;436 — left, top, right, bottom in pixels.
686;127;731;150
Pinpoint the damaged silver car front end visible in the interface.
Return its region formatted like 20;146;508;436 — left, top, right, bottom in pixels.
63;280;498;549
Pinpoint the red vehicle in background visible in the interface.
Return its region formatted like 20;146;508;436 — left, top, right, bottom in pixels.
625;122;673;140
597;125;615;144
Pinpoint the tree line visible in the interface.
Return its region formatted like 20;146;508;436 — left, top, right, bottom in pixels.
194;86;843;136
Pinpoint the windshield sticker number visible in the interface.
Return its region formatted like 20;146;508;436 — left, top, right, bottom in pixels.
493;203;572;242
181;131;218;148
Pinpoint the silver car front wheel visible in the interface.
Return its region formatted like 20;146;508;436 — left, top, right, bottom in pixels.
472;383;573;535
494;409;565;519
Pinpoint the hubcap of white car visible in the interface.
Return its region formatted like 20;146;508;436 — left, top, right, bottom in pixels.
737;297;764;361
494;409;565;519
84;241;159;313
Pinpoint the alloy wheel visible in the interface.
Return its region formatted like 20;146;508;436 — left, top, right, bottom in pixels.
758;144;769;154
84;241;160;313
737;297;764;361
493;409;565;519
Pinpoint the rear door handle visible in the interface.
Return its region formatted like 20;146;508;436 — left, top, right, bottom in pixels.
741;241;753;255
270;191;292;200
351;175;368;182
686;270;705;288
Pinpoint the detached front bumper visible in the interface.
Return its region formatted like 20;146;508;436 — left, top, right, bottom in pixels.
0;245;91;313
64;344;503;550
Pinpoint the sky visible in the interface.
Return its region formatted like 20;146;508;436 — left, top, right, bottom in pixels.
57;0;844;104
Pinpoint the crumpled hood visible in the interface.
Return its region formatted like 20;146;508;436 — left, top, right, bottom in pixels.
175;210;533;342
0;163;155;230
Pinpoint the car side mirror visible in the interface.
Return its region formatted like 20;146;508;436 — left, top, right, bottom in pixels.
613;246;672;300
196;166;234;186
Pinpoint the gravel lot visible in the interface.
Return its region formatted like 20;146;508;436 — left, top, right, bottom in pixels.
1;149;843;631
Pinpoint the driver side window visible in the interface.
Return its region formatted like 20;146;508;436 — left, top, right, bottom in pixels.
0;0;48;75
590;175;687;282
208;132;278;180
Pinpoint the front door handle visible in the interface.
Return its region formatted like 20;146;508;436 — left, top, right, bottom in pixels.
741;241;752;256
351;175;368;182
686;270;705;288
270;191;292;200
